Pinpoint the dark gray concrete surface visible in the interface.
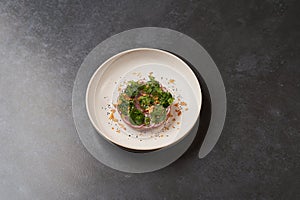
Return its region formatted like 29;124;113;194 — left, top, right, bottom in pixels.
0;0;299;199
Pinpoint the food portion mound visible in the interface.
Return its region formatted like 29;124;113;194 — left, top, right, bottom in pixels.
117;76;174;130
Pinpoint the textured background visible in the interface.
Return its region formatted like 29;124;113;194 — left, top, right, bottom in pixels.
0;0;299;199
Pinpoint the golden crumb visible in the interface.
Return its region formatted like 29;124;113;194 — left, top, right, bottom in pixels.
177;111;182;116
180;101;187;106
169;79;175;84
109;112;118;122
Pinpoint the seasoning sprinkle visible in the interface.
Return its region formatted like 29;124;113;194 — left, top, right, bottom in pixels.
180;101;187;106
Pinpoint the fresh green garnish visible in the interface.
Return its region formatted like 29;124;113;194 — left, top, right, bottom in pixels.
147;75;160;94
129;108;145;126
144;117;151;125
150;105;167;124
159;92;174;108
117;95;130;116
139;95;154;109
124;81;141;98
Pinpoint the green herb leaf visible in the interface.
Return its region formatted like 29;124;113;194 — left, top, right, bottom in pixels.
144;117;151;125
124;81;141;98
129;108;145;126
117;94;130;116
159;92;174;108
139;95;154;109
150;105;167;124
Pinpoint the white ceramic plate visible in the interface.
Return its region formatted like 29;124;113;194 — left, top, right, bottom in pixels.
86;48;202;150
